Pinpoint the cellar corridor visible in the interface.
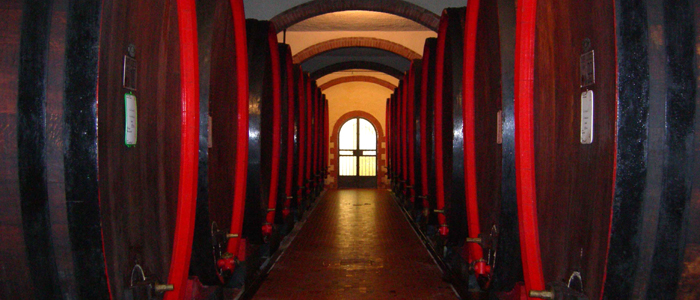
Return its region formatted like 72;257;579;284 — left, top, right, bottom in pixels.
252;189;457;300
2;0;700;299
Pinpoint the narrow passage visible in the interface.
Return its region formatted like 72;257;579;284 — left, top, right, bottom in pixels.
252;189;458;299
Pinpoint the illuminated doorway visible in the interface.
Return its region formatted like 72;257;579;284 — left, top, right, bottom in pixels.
337;118;377;188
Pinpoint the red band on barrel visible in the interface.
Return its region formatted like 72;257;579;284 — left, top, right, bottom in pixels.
225;0;249;264
434;11;449;228
462;0;484;263
514;0;546;295
419;43;431;199
165;0;200;298
265;24;282;226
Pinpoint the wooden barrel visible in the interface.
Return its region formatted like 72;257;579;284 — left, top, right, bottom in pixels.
190;0;249;286
97;0;200;298
294;69;307;210
488;0;525;295
396;76;408;198
302;77;312;202
0;1;77;297
460;0;526;293
243;19;282;250
408;60;422;213
419;38;438;228
514;0;699;298
389;91;396;190
311;84;321;197
0;0;202;298
278;44;296;227
323;98;329;187
1;0;203;298
434;7;468;246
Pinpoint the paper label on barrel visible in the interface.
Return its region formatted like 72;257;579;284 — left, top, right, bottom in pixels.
580;50;595;87
580;90;594;144
125;93;137;147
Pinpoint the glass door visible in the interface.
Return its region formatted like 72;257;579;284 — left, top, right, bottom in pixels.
338;118;377;188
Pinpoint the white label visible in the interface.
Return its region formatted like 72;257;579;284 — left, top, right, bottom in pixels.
497;110;503;144
580;90;594;144
125;93;137;146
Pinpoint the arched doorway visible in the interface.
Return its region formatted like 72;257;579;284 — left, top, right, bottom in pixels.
337;117;378;188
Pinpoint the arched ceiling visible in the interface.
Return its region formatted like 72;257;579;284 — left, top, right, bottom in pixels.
244;0;467;23
246;0;450;104
293;37;421;64
301;47;410;75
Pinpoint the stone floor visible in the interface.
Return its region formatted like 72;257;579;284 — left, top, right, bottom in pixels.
251;189;458;300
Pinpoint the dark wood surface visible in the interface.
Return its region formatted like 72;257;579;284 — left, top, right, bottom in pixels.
0;2;37;297
494;0;522;292
473;0;503;242
0;0;77;297
97;0;182;296
189;0;243;285
440;8;467;243
532;0;617;297
208;0;239;248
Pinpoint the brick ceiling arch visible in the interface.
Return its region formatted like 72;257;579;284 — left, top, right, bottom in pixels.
310;61;404;80
319;76;397;91
270;0;439;32
293;37;421;64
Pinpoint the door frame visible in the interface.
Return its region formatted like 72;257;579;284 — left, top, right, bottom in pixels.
329;110;386;189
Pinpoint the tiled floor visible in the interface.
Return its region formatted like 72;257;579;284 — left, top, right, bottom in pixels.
252;189;458;300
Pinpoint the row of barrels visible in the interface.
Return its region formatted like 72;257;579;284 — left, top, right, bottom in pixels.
388;1;700;299
0;0;327;299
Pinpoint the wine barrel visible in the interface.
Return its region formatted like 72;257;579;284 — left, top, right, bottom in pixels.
418;38;438;230
1;0;201;298
323;98;330;187
514;0;698;299
408;60;422;214
461;0;524;293
311;84;321;198
294;69;308;211
401;74;408;202
190;0;249;286
389;91;396;190
398;80;404;196
243;19;282;252
434;7;468;247
97;0;200;298
0;1;76;297
277;44;295;227
386;98;391;186
489;0;524;295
